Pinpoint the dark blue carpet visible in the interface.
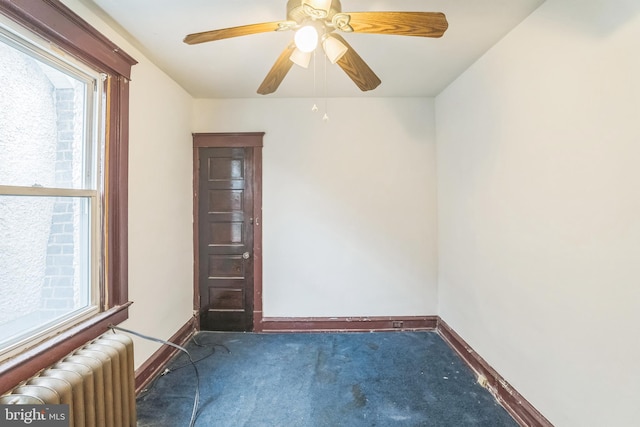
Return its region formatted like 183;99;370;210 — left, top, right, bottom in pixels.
136;331;518;426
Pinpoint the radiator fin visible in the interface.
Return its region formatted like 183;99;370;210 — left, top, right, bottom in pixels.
1;333;136;427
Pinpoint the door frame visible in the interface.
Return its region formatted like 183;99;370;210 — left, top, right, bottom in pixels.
193;132;264;331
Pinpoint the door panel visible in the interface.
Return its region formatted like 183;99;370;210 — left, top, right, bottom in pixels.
208;222;243;246
208;189;244;212
198;147;254;331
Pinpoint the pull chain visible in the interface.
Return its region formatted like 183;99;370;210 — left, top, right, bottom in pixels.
312;49;318;112
323;52;329;122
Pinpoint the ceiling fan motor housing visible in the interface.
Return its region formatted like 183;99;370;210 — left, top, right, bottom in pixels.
287;0;342;23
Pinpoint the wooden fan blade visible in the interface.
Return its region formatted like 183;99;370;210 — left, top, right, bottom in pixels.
257;44;296;95
348;12;448;38
332;34;381;92
184;22;282;45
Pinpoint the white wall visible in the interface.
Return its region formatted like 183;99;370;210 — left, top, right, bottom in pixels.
63;0;195;368
436;0;640;426
58;2;640;423
62;1;439;369
193;98;438;317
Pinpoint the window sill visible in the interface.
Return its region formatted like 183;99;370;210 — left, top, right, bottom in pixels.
0;301;132;394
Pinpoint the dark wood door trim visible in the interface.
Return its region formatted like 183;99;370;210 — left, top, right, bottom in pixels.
193;132;264;331
193;132;265;148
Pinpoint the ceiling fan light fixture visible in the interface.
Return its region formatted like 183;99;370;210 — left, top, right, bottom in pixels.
294;25;319;52
290;48;312;68
322;35;347;63
183;2;449;95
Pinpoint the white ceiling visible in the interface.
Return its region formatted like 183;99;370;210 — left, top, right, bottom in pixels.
84;0;545;98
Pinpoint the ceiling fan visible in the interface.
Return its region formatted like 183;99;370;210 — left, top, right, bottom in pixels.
184;0;448;95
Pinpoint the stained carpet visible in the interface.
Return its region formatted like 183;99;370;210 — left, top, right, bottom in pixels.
136;331;518;426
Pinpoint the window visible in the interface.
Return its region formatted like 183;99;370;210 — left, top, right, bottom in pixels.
0;0;136;393
0;23;103;356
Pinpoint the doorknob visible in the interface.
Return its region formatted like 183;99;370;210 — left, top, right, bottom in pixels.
242;252;250;260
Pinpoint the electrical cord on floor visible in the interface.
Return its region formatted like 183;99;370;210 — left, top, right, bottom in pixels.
109;324;200;427
169;335;230;372
193;333;231;353
134;333;229;401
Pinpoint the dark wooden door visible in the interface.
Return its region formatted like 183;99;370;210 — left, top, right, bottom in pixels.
198;147;255;331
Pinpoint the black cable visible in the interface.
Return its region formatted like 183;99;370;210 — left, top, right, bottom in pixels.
109;324;200;427
192;333;230;353
136;333;230;400
168;347;216;372
169;338;230;372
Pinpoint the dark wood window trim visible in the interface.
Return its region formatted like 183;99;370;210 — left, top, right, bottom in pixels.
0;0;137;394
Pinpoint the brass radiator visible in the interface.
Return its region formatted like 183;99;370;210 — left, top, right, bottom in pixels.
0;333;136;427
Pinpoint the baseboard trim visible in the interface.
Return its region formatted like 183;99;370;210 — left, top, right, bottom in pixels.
260;316;438;332
134;314;550;425
253;310;263;332
134;317;197;395
436;319;553;427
